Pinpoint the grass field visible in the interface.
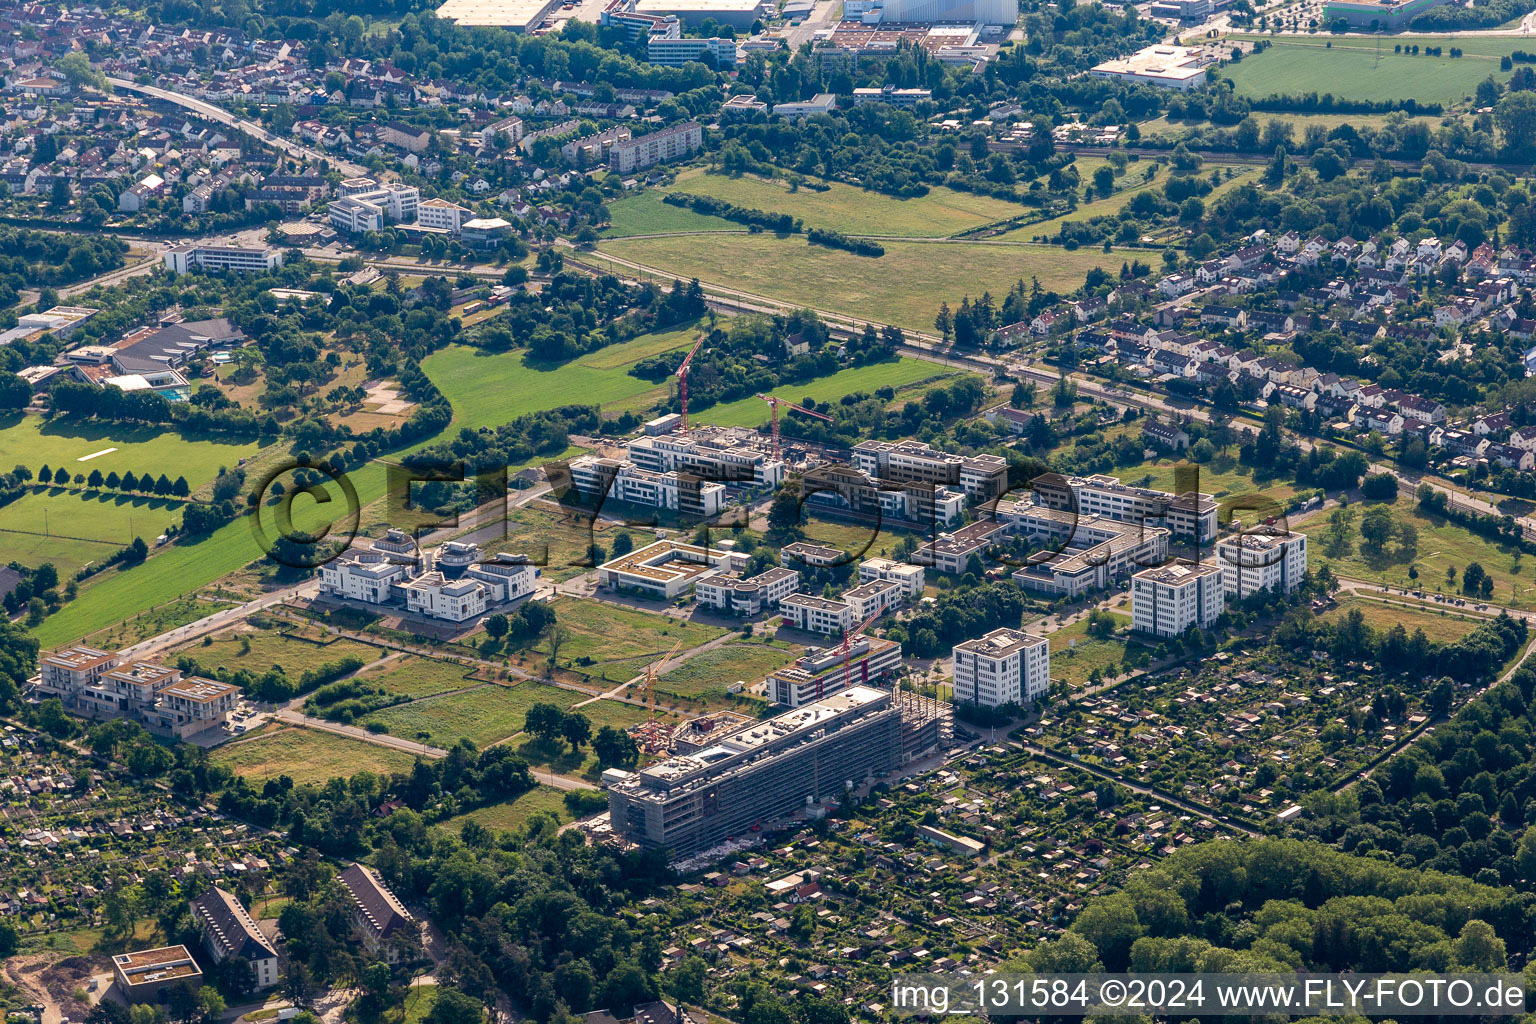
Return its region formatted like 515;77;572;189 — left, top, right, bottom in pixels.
439;787;573;833
1301;495;1536;607
1037;612;1148;687
615;169;1026;239
179;629;382;678
593;236;1144;332
1118;454;1298;524
0;414;260;490
0;488;188;573
536;598;727;673
655;639;798;698
1319;595;1490;645
604;192;740;237
1002;168;1264;245
698;359;970;427
1222;38;1515;106
361;680;575;747
419;322;707;431
352;655;484;698
212;727;419;784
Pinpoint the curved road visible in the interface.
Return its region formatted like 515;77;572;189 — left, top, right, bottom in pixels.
107;78;369;178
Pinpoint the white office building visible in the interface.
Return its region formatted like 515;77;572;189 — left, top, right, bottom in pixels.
163;244;283;275
951;627;1050;708
328;183;421;233
858;557;925;599
695;566;800;616
401;571;488;622
417;197;471;233
842;578;903;621
567;455;727;518
1033;473;1218;543
1131;562;1225;637
779;593;855;635
1216;529;1307;598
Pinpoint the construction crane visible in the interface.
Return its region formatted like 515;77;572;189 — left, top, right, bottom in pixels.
640;638;685;723
755;393;832;457
829;610;883;700
674;334;707;432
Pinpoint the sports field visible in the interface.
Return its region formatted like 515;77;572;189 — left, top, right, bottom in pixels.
0;489;187;573
212;726;419;785
592;236;1144;331
0;414;260;490
1223;38;1514;106
607;169;1025;239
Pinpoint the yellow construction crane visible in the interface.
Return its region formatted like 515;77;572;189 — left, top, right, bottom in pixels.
641;638;685;722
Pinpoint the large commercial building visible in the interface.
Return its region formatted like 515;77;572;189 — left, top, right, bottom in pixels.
328;183;421;233
1089;45;1215;91
1000;503;1169;599
567;454;727;518
696;566;800;616
852;439;1008;498
597;540;748;600
628;0;770;28
1215;529;1307;598
1321;0;1449;28
952;627;1049;708
779;593;856;635
1131;562;1225;637
874;0;1015;21
858;557;925;599
1031;472;1218;543
628;427;785;487
163;244;283;275
605;686;947;856
768;636;903;706
435;0;563;30
801;463;966;529
35;647;239;741
318;530;537;621
646;25;740;67
190;887;280;990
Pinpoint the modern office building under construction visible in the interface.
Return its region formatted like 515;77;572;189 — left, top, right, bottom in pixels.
605;686;948;857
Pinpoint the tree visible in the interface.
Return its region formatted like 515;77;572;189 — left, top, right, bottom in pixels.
426;990;486;1024
1497;90;1536;157
1427;676;1454;717
767;485;802;532
525;702;566;742
483;614;509;640
1361;472;1398;501
593;725;639;769
611;531;634;557
1462;562;1488;595
562;711;592;750
1359;504;1394;554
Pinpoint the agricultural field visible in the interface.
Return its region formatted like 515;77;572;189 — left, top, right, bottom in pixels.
1319;594;1495;645
0;488;186;574
1300;495;1536;607
419;322;708;429
621;169;1027;238
1221;37;1515;106
176;626;382;678
212;726;420;785
603;191;740;237
0;414;261;491
360;679;575;747
592;235;1147;332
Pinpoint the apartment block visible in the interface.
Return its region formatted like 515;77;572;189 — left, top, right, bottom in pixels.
608;121;704;173
695;566;799;616
417;196;471;232
319;530;536;620
1216;529;1307;598
336;864;417;960
1131;562;1225;637
952;627;1050;708
567;454;727;517
190;887;279;990
779;593;855;635
163;243;283;275
35;650;239;741
627;427;785;487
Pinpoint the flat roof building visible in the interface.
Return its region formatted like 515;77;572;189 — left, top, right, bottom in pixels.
598;540;747;600
1216;528;1307;599
1131;562;1224;638
112;946;202;1004
630;0;770;28
435;0;563;29
952;627;1049;708
1089;45;1214;90
163;244;283;275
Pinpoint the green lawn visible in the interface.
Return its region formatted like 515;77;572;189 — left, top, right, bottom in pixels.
352;655;485;698
592;235;1148;332
1037;613;1149;687
0;414;260;490
438;788;573;833
1302;495;1536;607
1222;38;1514;106
361;680;576;747
541;598;728;670
1002;168;1263;244
212;727;420;785
177;630;383;678
603;191;741;237
655;639;798;698
1319;595;1491;645
621;168;1027;238
0;488;188;573
1116;454;1298;524
698;359;970;427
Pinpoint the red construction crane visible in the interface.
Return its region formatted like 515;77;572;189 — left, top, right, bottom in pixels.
674;334;707;431
755;393;832;457
828;610;882;700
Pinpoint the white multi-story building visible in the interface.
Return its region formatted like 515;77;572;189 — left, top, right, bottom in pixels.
695;566;800;616
1000;502;1169;599
647;31;739;67
852;439;1008;498
417;197;471;233
598;540;748;600
33;650;239;740
627;428;784;487
328;183;421;233
567;455;727;517
779;593;855;635
1034;473;1218;543
1216;529;1307;598
951;628;1050;708
190;887;280;991
768;636;903;706
842;578;903;621
401;572;489;622
319;529;419;604
1131;562;1225;637
858;557;925;599
608;121;704;173
163;244;283;275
